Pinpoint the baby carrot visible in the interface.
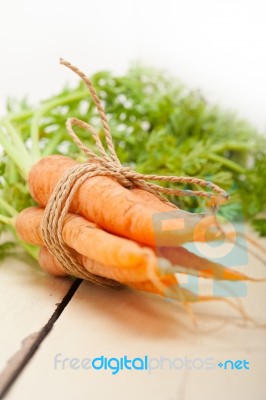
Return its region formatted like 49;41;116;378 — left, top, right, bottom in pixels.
16;207;250;284
39;246;252;325
38;246;195;302
39;246;178;295
15;207;157;282
39;247;209;304
28;155;222;246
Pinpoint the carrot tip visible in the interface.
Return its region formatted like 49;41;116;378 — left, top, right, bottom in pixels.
157;256;210;279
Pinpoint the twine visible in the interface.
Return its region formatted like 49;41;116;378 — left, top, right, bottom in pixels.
41;59;229;285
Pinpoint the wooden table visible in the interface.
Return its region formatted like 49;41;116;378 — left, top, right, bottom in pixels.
1;227;266;400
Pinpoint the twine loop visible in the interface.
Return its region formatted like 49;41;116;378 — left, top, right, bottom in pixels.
41;59;229;284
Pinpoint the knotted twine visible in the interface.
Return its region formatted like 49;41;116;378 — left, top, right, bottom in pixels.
41;59;229;286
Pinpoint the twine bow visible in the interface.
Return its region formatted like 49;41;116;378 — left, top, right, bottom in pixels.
41;59;229;285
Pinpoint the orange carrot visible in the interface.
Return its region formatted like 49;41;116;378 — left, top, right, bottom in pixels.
39;246;67;277
39;246;180;299
39;246;254;317
130;188;177;212
39;247;201;303
16;207;249;284
16;207;157;283
158;246;248;281
28;155;222;246
39;246;182;299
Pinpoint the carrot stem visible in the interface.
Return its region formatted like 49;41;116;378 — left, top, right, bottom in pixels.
42;131;64;156
0;214;13;225
6;110;33;123
20;241;39;261
208;153;246;174
1;90;88;125
1;220;40;260
30;90;89;161
30;113;41;161
212;142;254;153
0;127;30;178
0;198;18;217
0;89;89;170
1;120;30;160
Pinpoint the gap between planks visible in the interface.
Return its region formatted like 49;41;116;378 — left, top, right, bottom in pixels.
0;279;82;399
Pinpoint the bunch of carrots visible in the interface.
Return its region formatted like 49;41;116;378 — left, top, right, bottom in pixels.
1;59;264;314
14;154;249;303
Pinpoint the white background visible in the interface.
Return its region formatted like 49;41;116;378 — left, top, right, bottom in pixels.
0;0;266;131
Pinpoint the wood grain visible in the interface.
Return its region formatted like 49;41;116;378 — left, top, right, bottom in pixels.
0;250;74;395
4;227;266;400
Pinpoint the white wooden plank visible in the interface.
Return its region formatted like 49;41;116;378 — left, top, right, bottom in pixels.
6;228;266;400
0;250;73;376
